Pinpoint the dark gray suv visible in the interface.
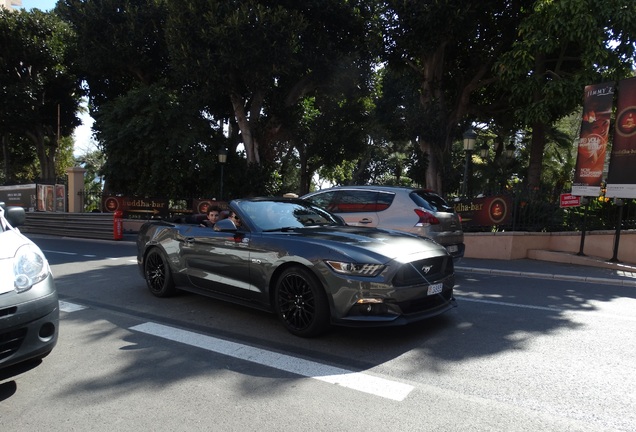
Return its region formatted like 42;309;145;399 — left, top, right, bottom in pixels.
302;186;464;260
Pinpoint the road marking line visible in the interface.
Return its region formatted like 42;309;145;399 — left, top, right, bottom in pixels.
43;249;135;261
458;296;636;321
43;249;77;256
130;322;413;401
59;301;87;312
458;297;558;311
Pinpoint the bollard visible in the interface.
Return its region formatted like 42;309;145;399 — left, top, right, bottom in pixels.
113;210;123;240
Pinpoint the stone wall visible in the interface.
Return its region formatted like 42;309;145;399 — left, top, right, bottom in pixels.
464;230;636;265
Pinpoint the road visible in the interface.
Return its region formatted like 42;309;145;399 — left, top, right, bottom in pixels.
1;236;635;431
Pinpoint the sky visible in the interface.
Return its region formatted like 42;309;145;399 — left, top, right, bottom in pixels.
19;0;57;11
18;1;97;157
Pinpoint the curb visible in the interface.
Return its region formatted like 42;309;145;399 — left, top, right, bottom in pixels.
456;266;636;288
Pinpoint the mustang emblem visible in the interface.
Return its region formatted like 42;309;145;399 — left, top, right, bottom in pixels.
421;265;433;274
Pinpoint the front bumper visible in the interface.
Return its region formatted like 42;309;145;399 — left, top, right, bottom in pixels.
322;252;457;328
0;275;59;371
331;277;457;327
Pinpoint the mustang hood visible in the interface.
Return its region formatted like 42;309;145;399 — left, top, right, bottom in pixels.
285;226;448;261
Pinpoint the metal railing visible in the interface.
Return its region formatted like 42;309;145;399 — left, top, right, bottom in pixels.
75;188;636;234
20;212;116;240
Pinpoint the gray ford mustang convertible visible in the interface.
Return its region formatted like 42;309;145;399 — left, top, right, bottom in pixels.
137;197;456;337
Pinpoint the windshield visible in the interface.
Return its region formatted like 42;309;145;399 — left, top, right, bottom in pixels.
237;200;343;231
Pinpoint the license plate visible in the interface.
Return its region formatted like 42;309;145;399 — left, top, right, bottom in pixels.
427;283;443;295
447;245;458;253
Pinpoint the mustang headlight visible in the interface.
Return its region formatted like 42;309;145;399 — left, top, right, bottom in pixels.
325;261;385;277
14;244;49;293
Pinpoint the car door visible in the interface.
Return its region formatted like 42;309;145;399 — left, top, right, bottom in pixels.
179;225;257;299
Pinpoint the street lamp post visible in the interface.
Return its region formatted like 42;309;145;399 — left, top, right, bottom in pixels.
218;147;228;201
504;141;515;159
462;128;477;196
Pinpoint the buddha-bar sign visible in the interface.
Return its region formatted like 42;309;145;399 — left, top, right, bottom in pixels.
572;82;614;197
454;195;512;228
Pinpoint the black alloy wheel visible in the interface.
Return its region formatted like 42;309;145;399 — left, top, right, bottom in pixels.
274;266;330;337
144;248;177;297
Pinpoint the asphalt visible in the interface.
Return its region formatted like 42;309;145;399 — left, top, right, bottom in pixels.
457;253;636;287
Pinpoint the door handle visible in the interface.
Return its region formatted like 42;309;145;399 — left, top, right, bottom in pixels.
359;218;373;224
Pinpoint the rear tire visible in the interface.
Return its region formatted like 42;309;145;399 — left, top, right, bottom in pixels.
274;266;330;337
144;248;177;297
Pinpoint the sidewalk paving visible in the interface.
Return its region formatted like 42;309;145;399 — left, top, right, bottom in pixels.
457;252;636;287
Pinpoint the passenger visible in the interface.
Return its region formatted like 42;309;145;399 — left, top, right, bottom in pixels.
200;206;221;228
228;211;242;228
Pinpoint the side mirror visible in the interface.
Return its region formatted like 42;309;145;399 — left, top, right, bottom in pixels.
213;218;238;232
0;202;26;227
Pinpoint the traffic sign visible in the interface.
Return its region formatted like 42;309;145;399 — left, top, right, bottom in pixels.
560;193;581;208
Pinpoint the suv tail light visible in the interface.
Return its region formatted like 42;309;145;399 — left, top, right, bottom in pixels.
414;209;440;226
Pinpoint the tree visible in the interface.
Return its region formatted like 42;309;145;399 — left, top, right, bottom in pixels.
74;148;105;211
95;82;221;197
381;0;522;194
166;0;379;173
382;0;636;194
0;9;82;183
56;0;231;197
496;0;636;190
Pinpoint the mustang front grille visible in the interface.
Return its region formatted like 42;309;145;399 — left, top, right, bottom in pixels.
396;289;454;314
392;256;453;287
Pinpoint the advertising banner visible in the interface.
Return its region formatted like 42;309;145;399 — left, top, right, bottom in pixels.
101;196;226;219
0;184;37;210
37;184;56;211
55;184;66;212
606;77;636;199
454;195;513;228
572;82;615;197
102;196;170;219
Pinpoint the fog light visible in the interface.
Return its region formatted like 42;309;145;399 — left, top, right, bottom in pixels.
354;299;389;316
39;322;56;340
356;298;384;304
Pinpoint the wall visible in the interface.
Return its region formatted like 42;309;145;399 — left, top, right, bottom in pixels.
464;230;636;265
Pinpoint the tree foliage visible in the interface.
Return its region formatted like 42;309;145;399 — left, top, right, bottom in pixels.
5;1;636;201
0;8;82;183
496;0;636;189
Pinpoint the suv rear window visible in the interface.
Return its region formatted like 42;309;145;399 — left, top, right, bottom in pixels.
410;191;454;213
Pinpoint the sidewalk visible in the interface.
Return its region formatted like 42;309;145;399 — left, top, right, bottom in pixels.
457;252;636;287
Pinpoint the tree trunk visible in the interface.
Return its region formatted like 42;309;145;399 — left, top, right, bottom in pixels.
26;130;57;183
230;93;260;165
2;135;9;182
526;53;548;191
527;121;546;191
420;139;442;193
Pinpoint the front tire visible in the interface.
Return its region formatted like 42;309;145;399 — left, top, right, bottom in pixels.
144;248;177;297
274;266;330;337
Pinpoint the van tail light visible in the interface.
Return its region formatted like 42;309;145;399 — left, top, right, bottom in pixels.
414;209;440;226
